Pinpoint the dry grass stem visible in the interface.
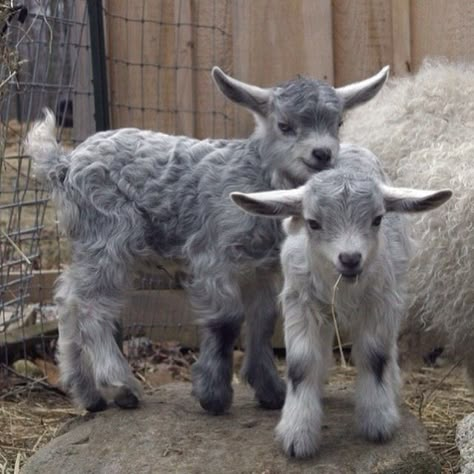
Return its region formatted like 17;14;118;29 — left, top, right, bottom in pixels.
331;273;346;368
0;229;32;265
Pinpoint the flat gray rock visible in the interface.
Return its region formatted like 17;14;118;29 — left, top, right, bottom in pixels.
24;383;439;474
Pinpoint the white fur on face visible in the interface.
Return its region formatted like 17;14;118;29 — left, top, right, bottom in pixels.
307;229;374;276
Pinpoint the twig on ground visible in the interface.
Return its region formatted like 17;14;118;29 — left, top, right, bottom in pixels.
418;358;464;418
0;364;66;399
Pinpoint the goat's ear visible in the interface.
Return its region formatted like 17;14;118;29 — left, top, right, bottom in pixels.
336;65;389;110
230;187;304;217
212;67;270;116
381;184;452;213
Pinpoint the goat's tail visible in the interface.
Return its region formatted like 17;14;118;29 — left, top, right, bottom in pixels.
25;108;69;187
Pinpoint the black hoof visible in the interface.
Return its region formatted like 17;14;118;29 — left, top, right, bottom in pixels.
191;385;233;415
86;397;108;413
258;395;285;410
114;387;140;409
198;396;232;415
191;363;233;415
256;381;286;410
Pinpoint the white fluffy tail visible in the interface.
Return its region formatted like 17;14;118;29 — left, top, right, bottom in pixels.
25;108;69;186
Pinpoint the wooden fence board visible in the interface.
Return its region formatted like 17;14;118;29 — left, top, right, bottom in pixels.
174;0;195;137
232;0;334;137
390;0;411;75
411;0;474;71
121;289;284;348
192;0;233;138
72;1;95;142
333;0;393;86
14;275;286;349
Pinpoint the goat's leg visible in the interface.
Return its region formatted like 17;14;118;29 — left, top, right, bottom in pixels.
80;296;143;409
275;297;331;458
240;270;285;409
352;315;401;442
55;270;106;411
56;261;142;410
190;273;244;415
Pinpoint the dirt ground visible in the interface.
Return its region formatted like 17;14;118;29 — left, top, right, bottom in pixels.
0;343;472;474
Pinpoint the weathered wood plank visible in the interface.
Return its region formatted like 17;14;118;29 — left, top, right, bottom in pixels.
120;289;284;349
0;320;58;350
391;0;411;75
332;0;393;85
72;1;95;142
174;0;195;137
232;0;334;136
3;270;60;304
192;0;233;139
411;0;474;71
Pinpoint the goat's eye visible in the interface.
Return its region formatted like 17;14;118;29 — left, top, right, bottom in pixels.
372;215;383;227
338;120;344;128
307;219;322;230
278;122;294;134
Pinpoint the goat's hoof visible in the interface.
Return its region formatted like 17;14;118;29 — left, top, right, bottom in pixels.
257;388;286;410
198;396;232;415
86;397;108;413
276;429;320;459
256;380;286;410
192;383;233;415
357;407;399;443
114;387;140;409
358;421;397;443
191;363;233;414
361;426;396;443
258;396;285;410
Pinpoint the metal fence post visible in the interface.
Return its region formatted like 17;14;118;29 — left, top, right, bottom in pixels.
86;0;110;132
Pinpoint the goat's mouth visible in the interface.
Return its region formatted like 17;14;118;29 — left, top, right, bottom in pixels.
301;157;330;172
338;268;363;281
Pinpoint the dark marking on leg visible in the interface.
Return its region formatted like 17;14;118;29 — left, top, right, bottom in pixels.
287;361;306;393
191;314;243;415
369;350;387;384
208;316;242;359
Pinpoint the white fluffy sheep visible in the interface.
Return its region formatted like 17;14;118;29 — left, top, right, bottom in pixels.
342;59;474;385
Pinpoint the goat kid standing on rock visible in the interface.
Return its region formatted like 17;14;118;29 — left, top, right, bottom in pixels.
25;66;389;415
232;144;452;458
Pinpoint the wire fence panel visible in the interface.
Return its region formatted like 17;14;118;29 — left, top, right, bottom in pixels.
0;0;94;370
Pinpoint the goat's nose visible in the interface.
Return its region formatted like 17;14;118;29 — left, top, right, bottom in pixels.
338;252;362;268
311;148;332;164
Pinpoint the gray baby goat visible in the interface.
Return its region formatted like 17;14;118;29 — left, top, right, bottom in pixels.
231;144;452;457
26;67;388;414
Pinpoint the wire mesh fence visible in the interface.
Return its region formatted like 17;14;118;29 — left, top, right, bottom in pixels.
103;0;233;137
0;0;94;370
1;0;235;375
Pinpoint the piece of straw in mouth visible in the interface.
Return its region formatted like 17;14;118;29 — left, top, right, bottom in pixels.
331;273;347;367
